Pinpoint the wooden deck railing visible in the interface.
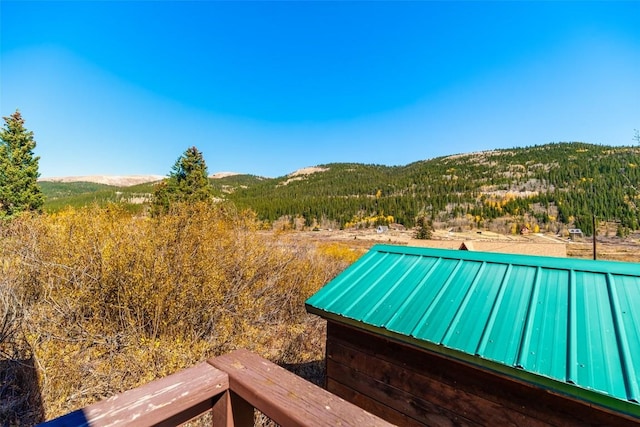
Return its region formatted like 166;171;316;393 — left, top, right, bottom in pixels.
39;349;394;427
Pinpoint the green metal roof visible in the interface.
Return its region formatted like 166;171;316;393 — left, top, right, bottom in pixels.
306;244;640;417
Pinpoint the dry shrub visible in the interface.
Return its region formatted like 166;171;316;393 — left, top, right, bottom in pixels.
0;226;44;426
315;242;364;264
0;202;349;421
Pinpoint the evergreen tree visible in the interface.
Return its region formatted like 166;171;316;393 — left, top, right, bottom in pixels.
414;215;433;239
0;110;44;218
152;146;214;214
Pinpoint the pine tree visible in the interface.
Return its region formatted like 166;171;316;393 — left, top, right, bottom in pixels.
0;110;44;218
152;146;214;214
414;215;433;239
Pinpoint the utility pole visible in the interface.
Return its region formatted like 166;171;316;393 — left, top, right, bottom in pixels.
592;214;597;260
591;178;597;261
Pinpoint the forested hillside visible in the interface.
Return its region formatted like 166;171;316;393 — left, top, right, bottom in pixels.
39;181;156;213
224;143;640;235
41;143;640;236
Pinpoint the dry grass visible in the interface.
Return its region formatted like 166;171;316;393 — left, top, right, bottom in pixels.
285;227;640;263
566;240;640;262
0;203;356;422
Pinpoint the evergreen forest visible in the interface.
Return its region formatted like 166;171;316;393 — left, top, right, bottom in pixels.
188;142;640;236
41;142;640;236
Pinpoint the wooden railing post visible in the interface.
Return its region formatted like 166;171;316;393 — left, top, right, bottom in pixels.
39;349;394;427
37;363;229;427
212;390;254;427
209;349;394;427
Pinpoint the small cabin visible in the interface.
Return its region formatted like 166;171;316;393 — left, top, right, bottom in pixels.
569;228;584;240
306;245;640;426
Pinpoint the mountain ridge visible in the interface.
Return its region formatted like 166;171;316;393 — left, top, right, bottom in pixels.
38;166;337;187
39;172;247;187
39;142;640;236
39;175;165;187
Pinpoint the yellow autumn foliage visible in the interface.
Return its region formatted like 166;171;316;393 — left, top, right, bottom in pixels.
1;202;349;420
343;213;394;229
316;242;364;264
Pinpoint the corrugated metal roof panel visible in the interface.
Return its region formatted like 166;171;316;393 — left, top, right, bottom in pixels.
305;244;640;417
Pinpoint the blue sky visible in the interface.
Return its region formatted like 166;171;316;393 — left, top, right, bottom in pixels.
1;1;639;178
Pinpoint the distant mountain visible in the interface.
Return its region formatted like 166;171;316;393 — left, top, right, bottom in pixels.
39;143;640;236
39;175;164;187
221;142;640;235
210;172;242;179
40;172;250;187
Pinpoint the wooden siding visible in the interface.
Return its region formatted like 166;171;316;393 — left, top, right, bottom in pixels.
326;321;640;427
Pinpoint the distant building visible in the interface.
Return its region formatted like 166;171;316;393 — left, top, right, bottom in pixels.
568;228;584;240
458;241;475;251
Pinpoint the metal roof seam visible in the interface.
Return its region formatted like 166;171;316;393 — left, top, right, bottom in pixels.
306;249;375;308
363;254;422;326
605;273;640;403
579;273;599;394
475;264;513;356
567;269;578;385
515;266;543;369
442;261;487;347
385;257;443;331
597;273;620;397
410;259;463;341
343;254;406;318
325;252;389;311
545;269;569;381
